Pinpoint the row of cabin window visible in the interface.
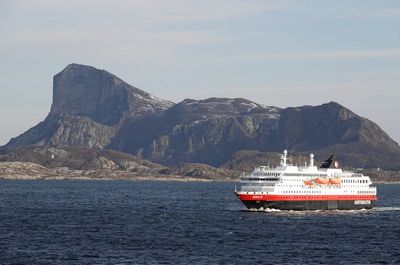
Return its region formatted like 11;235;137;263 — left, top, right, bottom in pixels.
282;179;306;182
282;173;326;177
245;178;279;181
358;190;374;194
282;190;371;194
281;179;369;184
283;190;322;194
253;173;280;177
342;179;368;183
244;183;274;186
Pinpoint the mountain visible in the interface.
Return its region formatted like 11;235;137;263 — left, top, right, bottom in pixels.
277;103;400;168
109;98;400;168
2;63;400;169
3;64;173;150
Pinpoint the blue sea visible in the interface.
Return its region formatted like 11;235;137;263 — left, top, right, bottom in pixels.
0;180;399;265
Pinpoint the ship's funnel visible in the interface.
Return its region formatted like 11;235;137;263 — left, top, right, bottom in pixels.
320;155;335;168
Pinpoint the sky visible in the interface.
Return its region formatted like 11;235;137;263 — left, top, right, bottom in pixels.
0;0;399;145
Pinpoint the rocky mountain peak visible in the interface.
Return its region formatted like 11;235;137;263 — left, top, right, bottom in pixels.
180;97;276;112
167;97;280;122
329;102;357;121
50;63;173;125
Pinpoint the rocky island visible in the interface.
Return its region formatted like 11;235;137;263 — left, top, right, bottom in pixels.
1;63;399;182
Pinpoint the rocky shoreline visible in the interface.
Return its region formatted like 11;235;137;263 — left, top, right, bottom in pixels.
0;161;237;182
1;161;399;183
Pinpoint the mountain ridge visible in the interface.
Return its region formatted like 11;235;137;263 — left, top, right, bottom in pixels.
2;63;400;169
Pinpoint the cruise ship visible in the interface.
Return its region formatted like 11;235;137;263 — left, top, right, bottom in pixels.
235;150;377;210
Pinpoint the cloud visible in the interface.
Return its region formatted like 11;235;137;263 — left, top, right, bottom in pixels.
2;0;280;66
376;7;400;17
228;48;400;62
0;27;234;68
1;28;230;47
347;7;400;19
7;0;287;23
153;1;288;22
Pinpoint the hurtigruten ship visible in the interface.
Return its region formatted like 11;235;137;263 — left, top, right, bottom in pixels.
235;150;377;210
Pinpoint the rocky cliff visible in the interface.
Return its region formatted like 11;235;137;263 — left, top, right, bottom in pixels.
109;98;281;166
3;64;173;150
2;63;400;169
50;63;173;124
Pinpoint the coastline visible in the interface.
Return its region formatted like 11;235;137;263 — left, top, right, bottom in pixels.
0;174;230;182
370;180;400;184
0;161;398;183
1;175;399;184
0;161;237;182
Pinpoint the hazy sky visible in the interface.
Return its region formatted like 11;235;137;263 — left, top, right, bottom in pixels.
1;0;399;145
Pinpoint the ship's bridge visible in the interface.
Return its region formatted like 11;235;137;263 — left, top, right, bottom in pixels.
239;150;346;184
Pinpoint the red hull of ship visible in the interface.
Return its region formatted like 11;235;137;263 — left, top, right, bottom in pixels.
236;193;377;210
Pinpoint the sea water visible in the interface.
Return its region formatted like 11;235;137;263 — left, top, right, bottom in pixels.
0;180;399;264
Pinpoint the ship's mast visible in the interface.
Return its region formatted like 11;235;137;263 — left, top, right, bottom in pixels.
310;153;314;167
281;150;288;166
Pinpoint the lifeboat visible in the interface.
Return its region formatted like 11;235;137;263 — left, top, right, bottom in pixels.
303;180;313;186
329;177;341;184
315;178;329;184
